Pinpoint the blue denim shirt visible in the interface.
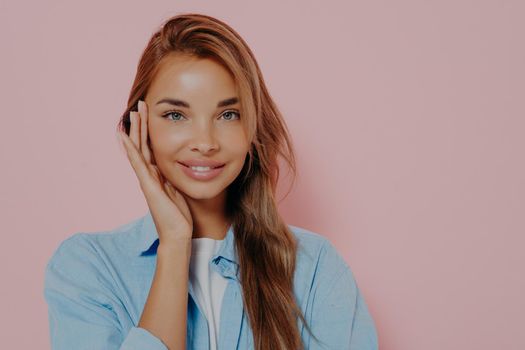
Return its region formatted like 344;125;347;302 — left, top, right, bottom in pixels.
44;210;378;349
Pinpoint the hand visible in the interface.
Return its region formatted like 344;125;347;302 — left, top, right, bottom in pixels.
118;100;193;244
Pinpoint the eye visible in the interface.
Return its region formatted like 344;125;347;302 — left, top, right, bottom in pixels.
161;110;240;122
161;111;186;122
221;110;240;121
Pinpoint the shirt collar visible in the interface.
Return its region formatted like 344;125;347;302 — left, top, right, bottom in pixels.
136;210;238;265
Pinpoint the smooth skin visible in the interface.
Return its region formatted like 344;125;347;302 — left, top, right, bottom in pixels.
118;54;250;349
145;53;250;239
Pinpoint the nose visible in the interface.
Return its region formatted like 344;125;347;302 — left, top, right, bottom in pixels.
189;120;219;153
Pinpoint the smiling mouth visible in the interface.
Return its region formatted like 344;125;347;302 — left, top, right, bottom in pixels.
178;162;225;170
178;162;226;181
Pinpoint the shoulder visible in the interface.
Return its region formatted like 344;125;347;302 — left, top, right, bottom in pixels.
45;215;145;276
287;224;354;287
288;224;349;267
43;215;148;313
286;226;378;349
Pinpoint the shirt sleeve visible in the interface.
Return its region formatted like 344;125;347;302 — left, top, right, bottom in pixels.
43;233;167;350
306;240;378;350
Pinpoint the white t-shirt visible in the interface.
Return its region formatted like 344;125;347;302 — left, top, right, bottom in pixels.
189;237;229;350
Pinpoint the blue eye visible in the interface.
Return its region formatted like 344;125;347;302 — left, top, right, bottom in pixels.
161;110;240;122
221;110;240;121
162;111;186;121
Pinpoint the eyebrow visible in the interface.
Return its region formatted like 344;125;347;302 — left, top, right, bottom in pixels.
155;97;239;108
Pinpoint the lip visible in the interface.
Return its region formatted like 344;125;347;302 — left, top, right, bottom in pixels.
178;162;225;181
179;159;225;168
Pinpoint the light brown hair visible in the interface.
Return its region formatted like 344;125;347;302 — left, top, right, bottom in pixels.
116;13;319;349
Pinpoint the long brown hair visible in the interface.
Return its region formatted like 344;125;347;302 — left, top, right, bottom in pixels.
116;13;319;349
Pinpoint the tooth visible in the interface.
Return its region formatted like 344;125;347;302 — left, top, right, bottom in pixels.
191;166;212;171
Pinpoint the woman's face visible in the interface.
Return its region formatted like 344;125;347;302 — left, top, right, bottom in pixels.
144;54;250;201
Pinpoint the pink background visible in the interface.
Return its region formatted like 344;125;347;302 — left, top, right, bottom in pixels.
1;1;524;349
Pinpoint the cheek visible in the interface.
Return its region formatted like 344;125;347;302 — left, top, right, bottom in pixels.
223;127;250;151
150;132;184;158
226;140;250;163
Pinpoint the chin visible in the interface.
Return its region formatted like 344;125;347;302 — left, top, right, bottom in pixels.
176;182;227;201
170;163;243;200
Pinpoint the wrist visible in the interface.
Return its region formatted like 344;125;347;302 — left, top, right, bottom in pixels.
157;239;192;258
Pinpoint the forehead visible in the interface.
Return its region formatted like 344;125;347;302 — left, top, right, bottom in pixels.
147;54;238;103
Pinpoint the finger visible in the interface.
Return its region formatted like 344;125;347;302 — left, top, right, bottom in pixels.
138;100;152;164
116;131;127;155
152;164;166;184
119;130;151;188
163;180;178;203
130;111;141;151
164;180;192;223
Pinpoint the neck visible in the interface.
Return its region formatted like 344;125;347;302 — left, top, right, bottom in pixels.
183;191;230;240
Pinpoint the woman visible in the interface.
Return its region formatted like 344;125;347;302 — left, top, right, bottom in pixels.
44;13;378;350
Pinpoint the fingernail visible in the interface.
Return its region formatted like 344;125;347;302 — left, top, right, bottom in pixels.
138;100;144;110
